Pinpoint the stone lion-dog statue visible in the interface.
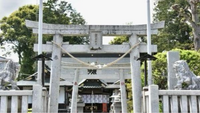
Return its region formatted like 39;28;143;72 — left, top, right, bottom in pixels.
173;60;200;90
0;60;19;90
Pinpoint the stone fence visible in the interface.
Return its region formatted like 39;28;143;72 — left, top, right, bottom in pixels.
143;85;200;113
0;85;48;113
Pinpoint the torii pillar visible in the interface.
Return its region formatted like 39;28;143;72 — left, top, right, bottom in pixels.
48;34;63;112
129;34;142;113
119;69;128;113
70;69;79;113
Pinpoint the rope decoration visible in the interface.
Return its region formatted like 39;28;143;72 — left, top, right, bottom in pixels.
52;41;141;69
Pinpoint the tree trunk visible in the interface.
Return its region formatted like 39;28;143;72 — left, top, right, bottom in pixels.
193;26;200;51
187;0;200;50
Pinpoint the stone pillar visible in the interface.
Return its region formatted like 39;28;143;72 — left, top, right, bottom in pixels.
48;34;63;112
167;51;180;89
70;69;79;113
110;89;122;113
77;102;85;113
149;85;159;113
129;34;142;113
32;85;43;112
113;102;122;113
119;69;128;113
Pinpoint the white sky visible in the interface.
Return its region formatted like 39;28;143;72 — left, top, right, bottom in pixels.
0;0;155;24
0;0;156;62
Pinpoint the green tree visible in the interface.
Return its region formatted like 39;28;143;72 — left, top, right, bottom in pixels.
171;0;200;51
125;79;133;112
43;0;87;44
0;5;38;76
109;36;128;44
153;0;193;52
0;1;86;79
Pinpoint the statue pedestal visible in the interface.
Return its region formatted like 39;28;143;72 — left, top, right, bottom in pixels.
69;95;85;113
110;102;121;113
77;102;85;113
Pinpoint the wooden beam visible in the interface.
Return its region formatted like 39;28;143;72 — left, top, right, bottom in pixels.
33;43;157;53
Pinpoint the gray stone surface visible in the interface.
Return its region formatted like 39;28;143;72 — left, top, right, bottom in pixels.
173;60;200;90
119;69;128;113
70;69;79;113
32;85;43;112
167;51;180;89
148;85;159;113
48;34;63;112
112;102;122;113
25;20;165;36
89;31;102;50
110;90;122;113
0;60;19;90
26;20;164;30
77;95;85;113
129;34;142;113
77;102;85;113
33;43;158;53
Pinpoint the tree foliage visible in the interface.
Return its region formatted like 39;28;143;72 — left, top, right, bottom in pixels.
43;0;87;44
0;5;38;76
153;0;193;52
125;79;133;112
109;36;128;44
0;1;86;78
170;0;200;51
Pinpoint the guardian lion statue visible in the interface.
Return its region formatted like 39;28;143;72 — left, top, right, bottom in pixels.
173;60;200;90
0;60;19;90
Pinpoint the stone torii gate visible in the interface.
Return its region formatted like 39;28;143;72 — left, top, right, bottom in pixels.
26;20;164;113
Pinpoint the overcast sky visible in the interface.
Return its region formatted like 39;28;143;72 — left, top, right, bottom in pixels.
0;0;155;25
0;0;36;19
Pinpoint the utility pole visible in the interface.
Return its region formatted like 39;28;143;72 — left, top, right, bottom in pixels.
37;0;43;85
147;0;152;85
